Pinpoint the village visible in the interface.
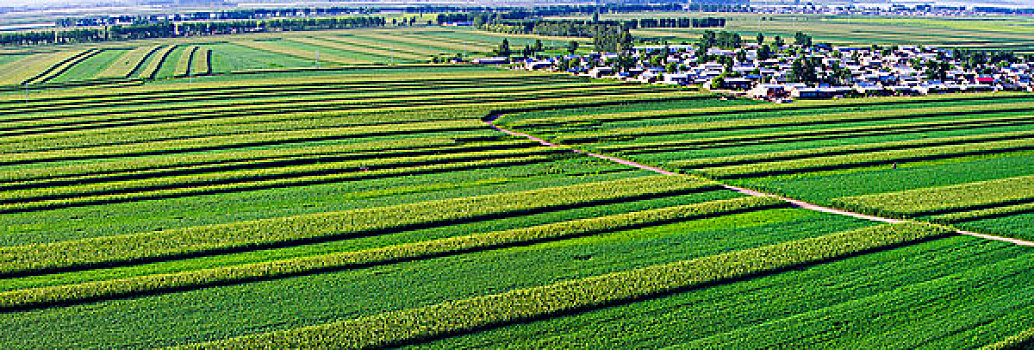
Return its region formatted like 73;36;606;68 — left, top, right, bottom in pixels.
506;35;1034;101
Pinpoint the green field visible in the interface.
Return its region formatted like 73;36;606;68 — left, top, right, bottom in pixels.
2;21;1034;350
0;27;578;88
556;12;1034;54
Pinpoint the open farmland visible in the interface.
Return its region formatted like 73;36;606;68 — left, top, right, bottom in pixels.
563;12;1034;54
0;61;1029;349
500;91;1034;241
2;16;1034;349
0;26;574;89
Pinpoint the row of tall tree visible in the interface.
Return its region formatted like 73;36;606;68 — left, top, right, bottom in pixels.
1;16;385;46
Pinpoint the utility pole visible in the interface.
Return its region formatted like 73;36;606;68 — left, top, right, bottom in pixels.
315;48;320;68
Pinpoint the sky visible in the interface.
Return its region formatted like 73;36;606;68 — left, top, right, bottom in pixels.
2;0;1032;9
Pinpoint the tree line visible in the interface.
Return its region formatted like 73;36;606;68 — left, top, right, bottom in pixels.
1;17;384;47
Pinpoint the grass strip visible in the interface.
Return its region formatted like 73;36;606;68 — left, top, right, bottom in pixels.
174;46;198;77
597;115;1034;153
96;46;161;79
835;175;1034;217
0;147;560;207
0;196;779;310
0;176;718;276
138;45;176;79
934;202;1034;223
0;153;553;214
512;92;1029;128
553;101;1034;144
0;119;483;165
179;222;951;350
0;137;483;184
672;129;1034;169
700;137;1034;179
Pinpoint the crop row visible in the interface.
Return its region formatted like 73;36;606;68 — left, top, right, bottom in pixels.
0;176;719;276
0;83;636;138
0;73;563;112
981;328;1034;350
288;36;426;61
174;46;199;77
0;146;560;206
180;222;951;350
126;45;166;78
696;136;1034;179
25;49;103;85
835;175;1034;217
1;139;535;191
95;45;162;79
235;39;361;64
0;137;497;184
0;155;549;214
552;101;1034;144
0;50;88;86
0;119;484;165
322;34;445;56
597;114;1034;153
0;196;780;311
0;79;586;132
1;89;677;154
508;92;1027;128
190;47;212;76
934;202;1034;223
0;79;603;128
0;71;556;107
672;129;1034;169
138;45;176;80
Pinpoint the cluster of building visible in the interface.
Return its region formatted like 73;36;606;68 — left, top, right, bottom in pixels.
511;43;1034;101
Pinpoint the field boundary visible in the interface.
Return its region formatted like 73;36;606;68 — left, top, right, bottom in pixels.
485;114;1034;247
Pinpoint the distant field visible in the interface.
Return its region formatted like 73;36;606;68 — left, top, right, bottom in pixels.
501;92;1034;240
554;12;1034;53
0;26;559;88
3;23;1034;350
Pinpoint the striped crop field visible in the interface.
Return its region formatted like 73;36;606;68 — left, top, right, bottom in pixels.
500;88;1034;243
3;24;1034;350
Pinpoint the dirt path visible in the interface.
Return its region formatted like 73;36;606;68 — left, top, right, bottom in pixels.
485;118;1034;247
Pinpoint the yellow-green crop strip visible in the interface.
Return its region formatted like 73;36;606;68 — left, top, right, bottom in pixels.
179;223;951;350
0;196;780;310
0;176;720;276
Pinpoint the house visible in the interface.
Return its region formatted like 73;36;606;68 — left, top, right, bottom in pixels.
662;73;692;85
589;66;614;79
748;84;788;99
723;78;754;90
525;61;552;70
472;57;509;65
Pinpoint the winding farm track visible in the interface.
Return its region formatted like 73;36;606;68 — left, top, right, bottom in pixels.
485;116;1034;247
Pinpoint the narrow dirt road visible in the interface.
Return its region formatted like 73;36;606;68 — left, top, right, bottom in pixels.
485;118;1034;247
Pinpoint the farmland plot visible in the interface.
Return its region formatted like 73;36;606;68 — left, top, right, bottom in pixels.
2;32;1033;350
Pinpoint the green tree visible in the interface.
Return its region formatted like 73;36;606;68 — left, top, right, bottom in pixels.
756;32;765;45
567;40;579;54
496;39;511;56
794;32;812;47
